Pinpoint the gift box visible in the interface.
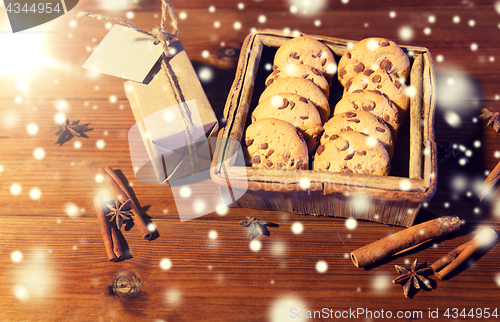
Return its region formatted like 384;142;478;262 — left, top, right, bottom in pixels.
83;24;218;184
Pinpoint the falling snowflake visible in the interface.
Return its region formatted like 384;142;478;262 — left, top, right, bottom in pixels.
97;0;135;12
29;188;42;200
291;222;304;234
147;223;156;232
270;296;308;322
299;177;311;189
198;67;214;82
96;139;106;149
249;239;261;251
316;260;328;273
352;195;371;215
33;147;45;160
10;183;22;195
271;241;286;257
444;111;461;127
160;258;172;270
179;186;191;198
13;285;29;301
74;141;82;149
451;175;467;192
215;203;228;216
193;199;207;214
64;202;80;218
287;0;327;15
399;26;414;41
27;123;39;135
11;250;23;263
208;230;218;240
345;218;357;230
495;273;500;287
54;112;66;124
165;288;182;305
372;274;391;292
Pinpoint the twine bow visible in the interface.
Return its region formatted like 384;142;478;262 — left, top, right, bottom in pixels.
78;0;199;179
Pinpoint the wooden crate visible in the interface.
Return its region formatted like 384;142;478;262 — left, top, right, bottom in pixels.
210;29;437;227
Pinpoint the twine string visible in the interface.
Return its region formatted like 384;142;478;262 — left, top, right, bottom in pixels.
78;0;199;178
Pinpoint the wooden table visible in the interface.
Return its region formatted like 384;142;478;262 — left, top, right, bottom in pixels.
1;0;500;321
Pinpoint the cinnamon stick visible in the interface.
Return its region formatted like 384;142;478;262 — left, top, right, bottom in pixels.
350;215;461;268
99;167;153;240
94;196;119;262
429;240;471;272
478;160;500;201
110;224;125;260
432;228;498;279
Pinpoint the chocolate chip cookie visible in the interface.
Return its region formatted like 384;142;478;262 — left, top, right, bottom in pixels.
245;118;308;170
266;63;330;99
344;68;409;122
259;77;330;123
321;110;394;158
337;37;410;87
314;131;390;176
252;93;323;154
333;89;402;139
273;36;337;81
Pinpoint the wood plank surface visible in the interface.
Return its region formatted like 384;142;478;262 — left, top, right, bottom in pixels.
1;0;500;321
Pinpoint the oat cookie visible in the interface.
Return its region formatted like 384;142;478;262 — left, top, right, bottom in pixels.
266;63;330;99
321;110;394;158
333;89;401;138
259;77;330;123
245;118;308;170
314;131;390;176
337;37;410;86
273;36;337;81
344;68;409;121
252;93;323;154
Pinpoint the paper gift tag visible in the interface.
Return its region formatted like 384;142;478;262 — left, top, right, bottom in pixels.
82;24;164;83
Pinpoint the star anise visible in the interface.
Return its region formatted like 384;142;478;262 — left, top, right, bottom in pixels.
437;142;468;164
479;108;500;132
106;199;133;230
54;119;93;145
392;259;432;298
239;216;270;239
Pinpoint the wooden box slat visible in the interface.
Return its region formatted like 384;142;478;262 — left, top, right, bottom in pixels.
211;30;437;227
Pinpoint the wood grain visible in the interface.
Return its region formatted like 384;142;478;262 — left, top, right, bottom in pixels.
1;0;500;321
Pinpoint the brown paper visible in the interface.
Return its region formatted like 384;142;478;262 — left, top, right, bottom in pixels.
125;40;218;182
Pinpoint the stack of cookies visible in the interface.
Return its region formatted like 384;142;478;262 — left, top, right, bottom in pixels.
314;37;410;176
244;36;337;170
